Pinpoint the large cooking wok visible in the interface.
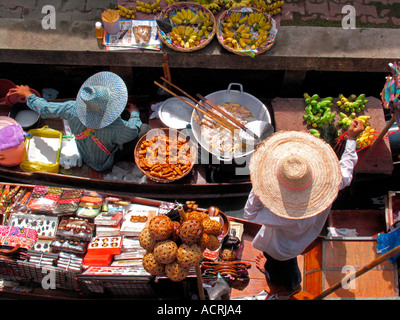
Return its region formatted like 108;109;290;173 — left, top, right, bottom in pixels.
190;83;272;162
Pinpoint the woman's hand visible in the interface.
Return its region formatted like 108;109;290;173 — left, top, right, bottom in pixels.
348;119;364;139
8;85;33;99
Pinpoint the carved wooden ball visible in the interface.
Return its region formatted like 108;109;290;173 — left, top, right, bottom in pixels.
185;210;209;222
148;214;173;241
165;261;190;282
153;239;178;264
179;219;204;245
202;218;223;236
139;227;157;252
142;252;165;276
176;243;202;268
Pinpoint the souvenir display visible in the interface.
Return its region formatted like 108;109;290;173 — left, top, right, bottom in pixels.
54;189;83;215
120;203;157;236
56;217;94;242
76;191;103;218
139;201;225;282
27;185;62;214
8;213;58;238
0;183;254;299
87;236;122;255
0;225;38;250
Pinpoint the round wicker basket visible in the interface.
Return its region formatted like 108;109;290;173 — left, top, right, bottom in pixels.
216;7;278;56
134;128;197;183
157;2;217;52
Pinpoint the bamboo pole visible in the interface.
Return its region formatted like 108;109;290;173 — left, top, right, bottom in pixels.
195;265;206;300
355;115;396;169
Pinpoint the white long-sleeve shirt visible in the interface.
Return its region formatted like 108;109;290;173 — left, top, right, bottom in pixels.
244;139;358;261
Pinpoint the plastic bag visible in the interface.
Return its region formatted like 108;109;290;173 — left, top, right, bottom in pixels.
376;223;400;263
60;136;82;169
203;274;231;300
20;126;62;173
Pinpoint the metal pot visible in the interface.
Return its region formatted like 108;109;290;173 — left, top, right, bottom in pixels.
190;83;272;162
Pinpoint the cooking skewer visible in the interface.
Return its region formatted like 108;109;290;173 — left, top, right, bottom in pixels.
159;77;238;131
196;94;260;140
154;81;236;131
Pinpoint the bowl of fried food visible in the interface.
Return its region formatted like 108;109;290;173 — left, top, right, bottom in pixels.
134;128;197;183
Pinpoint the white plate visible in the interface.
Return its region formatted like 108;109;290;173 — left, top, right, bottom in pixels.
158;96;193;129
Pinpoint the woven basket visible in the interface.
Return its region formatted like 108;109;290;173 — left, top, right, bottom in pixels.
134;128;197;183
157;2;217;52
216;7;278;56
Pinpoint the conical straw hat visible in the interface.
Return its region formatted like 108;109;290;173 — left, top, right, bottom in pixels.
249;131;341;219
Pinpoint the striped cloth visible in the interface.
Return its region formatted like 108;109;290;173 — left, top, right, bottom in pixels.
26;94;142;171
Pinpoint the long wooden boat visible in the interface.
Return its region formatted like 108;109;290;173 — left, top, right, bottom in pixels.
0;96;395;200
0;181;398;300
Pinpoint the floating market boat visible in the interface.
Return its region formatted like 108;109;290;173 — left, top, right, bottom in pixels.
0;181;398;300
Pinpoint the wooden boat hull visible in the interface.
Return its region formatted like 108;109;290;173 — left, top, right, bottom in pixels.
0;165;252;200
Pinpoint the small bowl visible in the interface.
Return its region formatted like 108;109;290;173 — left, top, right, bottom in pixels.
0;79;16;105
8;103;40;131
158;97;193;129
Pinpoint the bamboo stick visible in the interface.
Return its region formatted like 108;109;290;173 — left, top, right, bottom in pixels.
196;94;259;140
154;81;236;131
160;77;238;131
355;115;396;169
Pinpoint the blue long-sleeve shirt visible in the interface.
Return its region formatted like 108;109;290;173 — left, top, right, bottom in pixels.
26;94;142;171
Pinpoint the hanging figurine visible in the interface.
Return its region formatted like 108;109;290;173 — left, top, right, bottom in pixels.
381;62;400;125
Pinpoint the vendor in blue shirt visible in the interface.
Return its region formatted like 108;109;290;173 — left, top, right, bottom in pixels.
9;71;146;172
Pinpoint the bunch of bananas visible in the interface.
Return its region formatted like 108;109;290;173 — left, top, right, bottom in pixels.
136;0;161;14
222;23;252;49
303;94;335;128
197;11;214;38
251;0;284;16
247;11;271;31
166;0;176;5
336;93;368;114
356;126;377;149
224;0;252;9
170;25;201;48
116;5;136;19
221;11;271;51
338;112;371;129
171;8;199;25
193;0;223;14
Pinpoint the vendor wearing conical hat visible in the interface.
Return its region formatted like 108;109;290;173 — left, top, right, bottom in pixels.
9;72;147;171
244;120;364;299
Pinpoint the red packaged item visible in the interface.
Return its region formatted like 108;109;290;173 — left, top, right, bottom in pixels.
83;253;112;267
87;236;122;256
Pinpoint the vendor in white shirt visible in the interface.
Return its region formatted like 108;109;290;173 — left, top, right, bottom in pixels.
244;120;364;300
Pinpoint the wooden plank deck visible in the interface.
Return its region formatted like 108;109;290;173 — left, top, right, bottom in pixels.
304;240;399;299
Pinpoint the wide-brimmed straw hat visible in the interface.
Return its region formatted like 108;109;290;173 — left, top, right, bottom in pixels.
75;71;128;129
249;131;341;220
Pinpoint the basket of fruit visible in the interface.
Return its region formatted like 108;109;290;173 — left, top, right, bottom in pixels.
157;2;217;52
217;7;278;57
